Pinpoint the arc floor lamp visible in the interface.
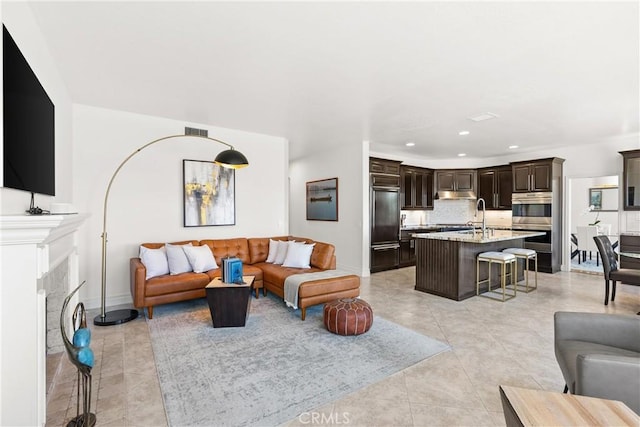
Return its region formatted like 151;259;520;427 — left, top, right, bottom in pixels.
94;132;249;326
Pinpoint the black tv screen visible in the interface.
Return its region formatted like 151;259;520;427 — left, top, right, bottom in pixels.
3;24;55;196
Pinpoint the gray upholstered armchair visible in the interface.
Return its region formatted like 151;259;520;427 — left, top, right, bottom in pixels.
554;311;640;414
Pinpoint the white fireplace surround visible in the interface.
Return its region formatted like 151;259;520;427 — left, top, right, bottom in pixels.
0;213;88;427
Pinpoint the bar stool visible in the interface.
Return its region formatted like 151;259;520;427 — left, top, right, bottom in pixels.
503;248;537;293
476;251;517;302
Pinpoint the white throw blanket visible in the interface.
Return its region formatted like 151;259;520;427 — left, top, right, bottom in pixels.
284;270;354;310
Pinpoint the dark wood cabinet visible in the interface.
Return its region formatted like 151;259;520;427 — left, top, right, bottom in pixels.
399;239;415;267
401;166;434;210
512;159;561;193
399;228;437;267
478;166;512;210
435;169;476;193
620;149;640;211
370;157;401;175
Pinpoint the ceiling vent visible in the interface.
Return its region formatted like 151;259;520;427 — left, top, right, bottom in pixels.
468;112;499;122
185;126;208;137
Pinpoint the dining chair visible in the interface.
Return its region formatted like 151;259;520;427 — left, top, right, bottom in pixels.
577;226;599;265
593;235;640;305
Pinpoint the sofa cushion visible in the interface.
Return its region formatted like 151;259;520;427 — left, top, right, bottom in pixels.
556;339;640;393
310;241;335;270
183;244;218;273
166;243;194;275
265;239;280;263
248;238;270;264
274;240;296;264
145;272;210;297
139;246;170;279
258;262;324;287
283;242;315;268
200;238;251;265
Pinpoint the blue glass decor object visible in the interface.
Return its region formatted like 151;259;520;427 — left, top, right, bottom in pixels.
73;328;91;348
77;347;94;368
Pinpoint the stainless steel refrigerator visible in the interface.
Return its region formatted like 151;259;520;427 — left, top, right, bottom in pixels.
370;185;400;272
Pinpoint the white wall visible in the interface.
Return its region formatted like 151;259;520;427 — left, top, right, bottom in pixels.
289;142;365;276
570;176;619;235
73;105;288;309
0;2;74;213
0;4;75;425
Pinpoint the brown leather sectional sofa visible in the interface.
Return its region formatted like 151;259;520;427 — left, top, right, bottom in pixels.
130;236;360;320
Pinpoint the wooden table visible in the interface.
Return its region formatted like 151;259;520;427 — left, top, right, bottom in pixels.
499;385;640;427
205;276;255;328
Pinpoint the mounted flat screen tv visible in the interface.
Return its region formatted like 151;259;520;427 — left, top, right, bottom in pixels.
3;24;55;196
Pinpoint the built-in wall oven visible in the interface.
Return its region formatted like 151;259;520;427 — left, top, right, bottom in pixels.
512;192;554;272
512;192;552;230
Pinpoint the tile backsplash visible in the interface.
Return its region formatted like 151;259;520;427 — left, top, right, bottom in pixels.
402;200;513;227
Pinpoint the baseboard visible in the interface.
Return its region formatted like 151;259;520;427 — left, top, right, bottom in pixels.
83;294;134;311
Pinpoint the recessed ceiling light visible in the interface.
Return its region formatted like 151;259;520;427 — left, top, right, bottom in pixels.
458;153;466;157
468;112;499;122
509;145;519;149
459;131;470;136
405;142;415;147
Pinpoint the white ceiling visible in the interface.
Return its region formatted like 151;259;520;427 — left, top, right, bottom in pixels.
28;1;639;161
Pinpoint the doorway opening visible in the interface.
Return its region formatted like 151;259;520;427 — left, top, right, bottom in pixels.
568;175;619;274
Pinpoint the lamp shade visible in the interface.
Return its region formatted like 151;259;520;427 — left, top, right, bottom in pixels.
215;149;249;169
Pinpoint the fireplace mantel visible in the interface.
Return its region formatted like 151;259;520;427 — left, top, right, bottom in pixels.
0;213;88;426
0;213;88;245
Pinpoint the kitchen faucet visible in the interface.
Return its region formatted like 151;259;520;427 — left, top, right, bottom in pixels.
476;198;487;238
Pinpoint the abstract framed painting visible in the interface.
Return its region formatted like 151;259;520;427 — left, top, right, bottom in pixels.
183;159;235;227
306;177;338;221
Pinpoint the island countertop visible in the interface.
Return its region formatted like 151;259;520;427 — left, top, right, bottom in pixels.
413;229;545;244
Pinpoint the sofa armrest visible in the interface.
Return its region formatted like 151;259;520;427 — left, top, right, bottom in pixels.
577;353;640;414
554;312;640;352
130;257;147;308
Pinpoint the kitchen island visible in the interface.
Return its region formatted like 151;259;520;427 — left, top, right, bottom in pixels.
414;229;545;300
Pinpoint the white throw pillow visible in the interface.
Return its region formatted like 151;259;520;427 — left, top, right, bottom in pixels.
183;245;218;273
165;243;193;275
274;240;295;265
282;242;315;269
265;239;280;263
139;246;169;280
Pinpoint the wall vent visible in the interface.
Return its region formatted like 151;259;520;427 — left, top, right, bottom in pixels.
185;127;208;137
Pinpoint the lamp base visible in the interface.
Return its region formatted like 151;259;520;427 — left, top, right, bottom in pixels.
93;309;139;326
66;413;96;427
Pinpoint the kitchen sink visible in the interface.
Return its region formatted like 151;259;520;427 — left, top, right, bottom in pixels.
456;230;477;234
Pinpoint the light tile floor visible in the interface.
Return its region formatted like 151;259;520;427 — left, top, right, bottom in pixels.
46;268;640;426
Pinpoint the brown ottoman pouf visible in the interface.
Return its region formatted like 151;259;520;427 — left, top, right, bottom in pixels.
323;298;373;335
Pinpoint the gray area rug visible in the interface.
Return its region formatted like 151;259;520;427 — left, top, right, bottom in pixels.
147;295;450;427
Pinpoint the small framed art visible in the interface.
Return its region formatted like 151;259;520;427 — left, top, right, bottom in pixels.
306;177;338;221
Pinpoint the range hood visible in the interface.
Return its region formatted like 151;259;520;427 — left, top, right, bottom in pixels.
434;190;477;200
